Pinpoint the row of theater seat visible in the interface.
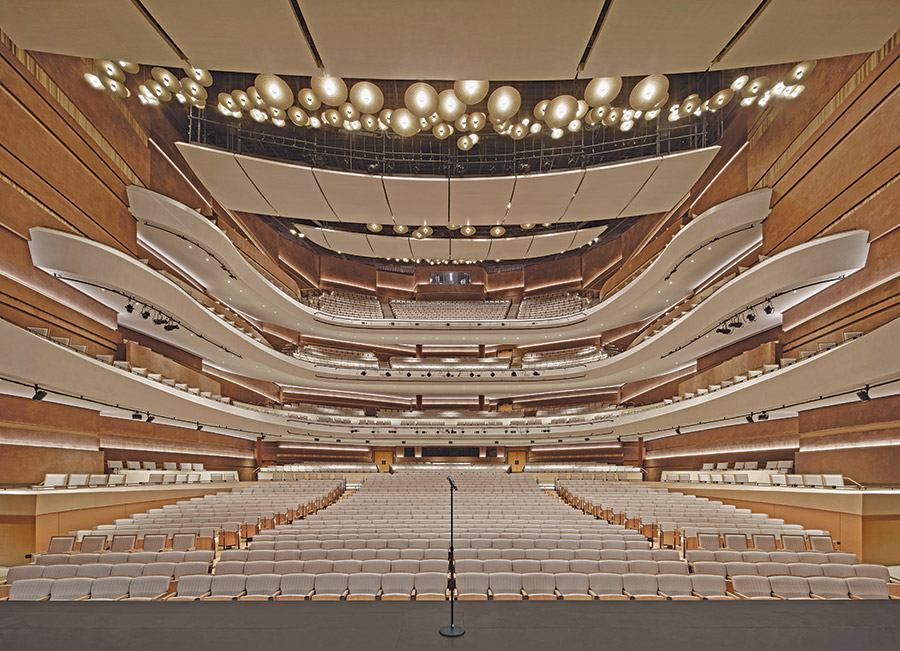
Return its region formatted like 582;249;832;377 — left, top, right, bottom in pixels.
9;572;892;602
243;548;673;561
32;550;214;566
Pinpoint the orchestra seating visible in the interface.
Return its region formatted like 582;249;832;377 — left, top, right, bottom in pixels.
318;291;383;319
517;292;586;319
390;300;510;320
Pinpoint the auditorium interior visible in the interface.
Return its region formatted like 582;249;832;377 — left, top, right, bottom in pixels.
0;1;899;648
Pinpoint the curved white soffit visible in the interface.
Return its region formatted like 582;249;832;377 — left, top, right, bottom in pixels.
27;227;868;396
0;313;897;445
174;142;720;226
129;185;766;345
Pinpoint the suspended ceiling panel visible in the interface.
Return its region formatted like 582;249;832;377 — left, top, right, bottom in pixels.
0;0;182;65
322;229;372;257
140;0;318;74
487;236;534;261
383;176;449;226
621;147;720;217
299;0;600;80
581;0;759;77
526;231;577;258
571;225;609;249
313;169;392;223
410;238;451;260
562;158;659;223
450;239;493;261
296;225;329;250
449;177;515;226
713;0;900;71
175;143;273;214
367;234;412;259
235;155;335;221
505;169;584;225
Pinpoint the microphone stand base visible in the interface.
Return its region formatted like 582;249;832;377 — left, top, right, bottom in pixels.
439;624;465;637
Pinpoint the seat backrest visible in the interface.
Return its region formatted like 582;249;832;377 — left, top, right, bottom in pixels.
279;573;315;597
846;577;890;600
79;535;108;553
555;572;589;595
381;572;414;596
656;573;693;597
89;576;132;600
245;573;281;597
210;574;247;598
521;572;555;596
347;572;381;596
49;577;94;601
487;572;521;596
770;576;810;599
588;572;624;596
47;536;75;553
8;578;54;601
623;573;658;596
690;573;727;598
732;575;771;598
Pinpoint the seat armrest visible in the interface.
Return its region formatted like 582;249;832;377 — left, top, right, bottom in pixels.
810;594;825;600
622;591;635;598
770;593;787;600
587;589;598;598
731;591;750;600
657;591;671;599
75;595;91;601
341;589;349;599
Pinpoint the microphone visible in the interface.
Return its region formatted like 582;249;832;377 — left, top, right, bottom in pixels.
447;475;458;491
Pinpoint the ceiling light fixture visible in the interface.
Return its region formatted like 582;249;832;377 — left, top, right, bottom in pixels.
857;386;871;402
487;86;521;121
311;75;347;106
349;81;384;114
453;80;489;104
32;385;47;401
584;77;622;106
405;82;438;117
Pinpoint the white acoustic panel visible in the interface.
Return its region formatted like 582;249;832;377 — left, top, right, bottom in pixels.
562;158;659;223
367;234;413;260
526;232;577;259
296;225;330;250
506;169;584;224
322;229;373;258
713;0;900;71
410;238;451;260
450;239;492;261
487;236;533;261
141;0;318;74
235;155;335;221
622;147;719;217
570;225;609;249
0;0;182;65
300;0;599;80
383;176;449;226
313;169;392;223
581;0;759;77
175;143;273;214
449;177;515;226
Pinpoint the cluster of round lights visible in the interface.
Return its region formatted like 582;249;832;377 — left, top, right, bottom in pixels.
85;62;817;151
385;257;484;265
364;223;513;238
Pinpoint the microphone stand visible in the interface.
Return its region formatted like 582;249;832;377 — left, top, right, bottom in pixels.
439;475;465;637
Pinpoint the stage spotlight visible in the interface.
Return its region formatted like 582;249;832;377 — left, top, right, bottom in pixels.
857;386;871;402
745;311;757;322
124;301;135;314
152;313;166;325
132;411;142;420
196;423;203;431
763;302;774;315
140;307;151;319
746;414;754;423
31;385;47;401
146;414;155;423
757;412;769;421
675;426;681;434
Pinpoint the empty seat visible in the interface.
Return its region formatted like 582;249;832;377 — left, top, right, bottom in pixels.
47;536;76;553
656;574;698;600
141;534;169;552
78;535;108;553
846;577;892;600
690;574;735;600
521;572;557;600
142;562;175;577
346;573;381;601
109;563;144;577
853;564;891;581
174;561;210;579
311;573;349;601
8;578;54;601
623;574;663;600
49;577;94;601
240;574;282;601
732;575;776;600
587;573;627;600
76;563;112;578
123;575;170;601
204;574;247;601
808;576;851;600
488;572;523;600
414;572;449;600
456;572;490;600
555;572;591;600
380;572;415;601
6;565;45;583
275;573;316;601
88;576;132;601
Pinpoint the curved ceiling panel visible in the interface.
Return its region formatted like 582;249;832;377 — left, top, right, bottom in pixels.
236;155;335;221
487;236;534;261
409;238;451;261
175;143;272;214
581;0;760;77
526;231;578;258
562;158;660;222
571;226;609;249
383;176;449;226
140;0;318;75
505;169;584;224
367;234;412;260
312;169;392;223
621;147;721;217
322;229;373;257
450;238;493;261
449;177;515;226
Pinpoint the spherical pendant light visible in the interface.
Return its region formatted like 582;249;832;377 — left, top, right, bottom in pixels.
181;78;207;103
468;112;486;132
390;108;419;136
576;100;589;119
151;67;180;92
405;82;438;117
361;114;379;131
183;66;212;87
460;225;476;236
568;119;581;133
254;74;293;110
630;74;669;111
419;225;434;237
437;89;466;121
230;90;251;110
601;106;623;126
249;108;267;122
510;123;528;140
788;61;816;82
247;87;267;108
544;95;578;129
584;77;621;106
320;108;339;126
103;77;130;98
533;99;550;120
586;105;607;124
298;88;321;111
433;123;454;140
98;60;125;83
678;93;701;118
349;81;384;114
457;135;474;151
419;117;430;130
454;80;489;104
730;75;750;92
339;102;359;121
487;86;520;120
529;122;542;134
379;108;393;126
288;106;309;127
217;92;236;110
711;88;735;110
311;75;347;106
455;114;469;132
267;106;285;121
742;76;770;98
140;80;167;102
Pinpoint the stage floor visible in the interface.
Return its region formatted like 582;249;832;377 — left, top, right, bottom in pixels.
1;601;898;651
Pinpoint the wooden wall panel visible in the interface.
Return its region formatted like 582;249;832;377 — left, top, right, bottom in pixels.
0;444;103;486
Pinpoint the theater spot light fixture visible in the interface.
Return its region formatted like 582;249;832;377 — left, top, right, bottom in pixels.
124;300;135;314
132;411;142;420
140;307;151;320
746;414;754;424
32;385;47;401
763;301;775;315
857;386;871;402
196;423;204;431
757;412;769;421
146;413;155;423
674;426;681;435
